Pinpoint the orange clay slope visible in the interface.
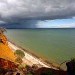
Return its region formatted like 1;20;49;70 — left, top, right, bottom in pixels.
0;34;16;62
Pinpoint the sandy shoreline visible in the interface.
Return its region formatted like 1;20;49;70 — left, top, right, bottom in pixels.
8;41;59;70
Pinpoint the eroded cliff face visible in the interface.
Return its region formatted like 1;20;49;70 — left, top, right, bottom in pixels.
0;58;18;69
0;34;17;62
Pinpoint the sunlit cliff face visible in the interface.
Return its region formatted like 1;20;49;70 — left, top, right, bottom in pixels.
0;28;16;62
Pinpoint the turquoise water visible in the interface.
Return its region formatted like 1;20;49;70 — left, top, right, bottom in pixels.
6;29;75;65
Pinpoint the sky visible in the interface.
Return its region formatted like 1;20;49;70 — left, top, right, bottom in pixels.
0;0;75;28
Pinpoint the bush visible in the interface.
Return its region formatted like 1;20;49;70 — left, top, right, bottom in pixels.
41;70;53;75
14;50;25;58
66;58;75;75
15;57;23;64
71;58;75;63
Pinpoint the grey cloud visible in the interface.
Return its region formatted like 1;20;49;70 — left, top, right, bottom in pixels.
0;0;75;28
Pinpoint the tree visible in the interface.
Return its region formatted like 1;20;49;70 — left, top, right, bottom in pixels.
66;58;75;75
14;50;25;64
14;50;25;58
15;56;23;64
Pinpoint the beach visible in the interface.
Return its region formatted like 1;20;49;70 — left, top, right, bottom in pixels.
8;41;59;70
6;29;75;66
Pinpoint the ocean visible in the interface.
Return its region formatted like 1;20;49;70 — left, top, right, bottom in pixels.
6;28;75;66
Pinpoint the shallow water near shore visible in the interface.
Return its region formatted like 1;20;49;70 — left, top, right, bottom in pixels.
6;28;75;65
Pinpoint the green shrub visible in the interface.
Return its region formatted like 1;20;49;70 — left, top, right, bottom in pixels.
15;56;23;64
18;63;26;70
15;50;25;58
71;58;75;62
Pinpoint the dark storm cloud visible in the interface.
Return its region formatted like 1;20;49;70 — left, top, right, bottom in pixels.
0;0;75;28
0;20;39;28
